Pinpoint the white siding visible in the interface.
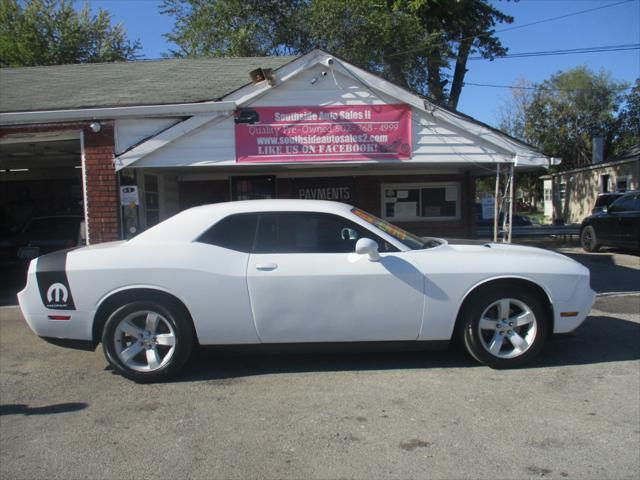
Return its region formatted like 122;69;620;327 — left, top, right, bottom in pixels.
130;65;512;168
115;118;182;154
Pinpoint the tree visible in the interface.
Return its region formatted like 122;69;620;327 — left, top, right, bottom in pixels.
524;66;627;170
613;79;640;155
160;0;512;109
410;0;512;109
496;77;535;143
161;0;305;57
494;78;540;212
0;0;141;67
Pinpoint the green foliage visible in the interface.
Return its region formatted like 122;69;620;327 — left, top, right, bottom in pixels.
160;0;513;109
524;66;627;169
0;0;141;67
613;79;640;155
498;66;630;171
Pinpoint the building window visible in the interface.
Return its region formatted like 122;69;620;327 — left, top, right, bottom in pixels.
381;183;460;221
558;183;567;201
616;176;630;192
544;188;552;202
601;174;610;193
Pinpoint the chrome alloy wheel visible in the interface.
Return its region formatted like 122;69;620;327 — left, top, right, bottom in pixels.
113;310;176;372
477;298;537;359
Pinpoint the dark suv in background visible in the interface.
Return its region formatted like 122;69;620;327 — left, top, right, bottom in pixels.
580;191;640;252
591;192;625;214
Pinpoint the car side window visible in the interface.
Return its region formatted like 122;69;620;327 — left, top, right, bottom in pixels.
254;212;398;254
197;213;258;252
609;195;637;213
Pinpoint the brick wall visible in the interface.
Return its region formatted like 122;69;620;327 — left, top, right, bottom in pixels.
82;124;119;243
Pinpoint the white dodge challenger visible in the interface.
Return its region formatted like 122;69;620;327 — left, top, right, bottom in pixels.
19;200;595;381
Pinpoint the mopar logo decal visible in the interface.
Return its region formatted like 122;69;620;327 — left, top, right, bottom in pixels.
47;283;69;304
36;250;76;310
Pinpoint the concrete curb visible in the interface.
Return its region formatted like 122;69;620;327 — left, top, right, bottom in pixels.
595;291;640;298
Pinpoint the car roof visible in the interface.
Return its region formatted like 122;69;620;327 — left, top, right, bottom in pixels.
130;200;355;243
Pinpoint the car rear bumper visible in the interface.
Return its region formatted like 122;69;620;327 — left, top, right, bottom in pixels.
18;261;94;343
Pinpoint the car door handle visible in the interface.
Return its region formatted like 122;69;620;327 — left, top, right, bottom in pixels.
255;262;278;271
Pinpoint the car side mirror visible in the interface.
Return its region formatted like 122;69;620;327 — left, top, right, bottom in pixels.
355;238;380;262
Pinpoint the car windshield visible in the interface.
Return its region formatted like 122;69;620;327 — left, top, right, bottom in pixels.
351;208;441;250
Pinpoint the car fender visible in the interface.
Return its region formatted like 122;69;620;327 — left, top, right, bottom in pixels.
459;274;555;311
93;283;192;314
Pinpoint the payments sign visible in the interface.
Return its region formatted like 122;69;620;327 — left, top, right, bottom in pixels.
235;104;411;163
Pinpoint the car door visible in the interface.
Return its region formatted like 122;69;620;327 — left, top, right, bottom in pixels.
592;207;618;245
608;193;640;248
246;211;424;343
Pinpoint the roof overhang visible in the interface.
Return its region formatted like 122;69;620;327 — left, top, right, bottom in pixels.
0;101;237;126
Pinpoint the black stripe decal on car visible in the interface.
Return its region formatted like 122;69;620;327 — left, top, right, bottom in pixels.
36;249;76;310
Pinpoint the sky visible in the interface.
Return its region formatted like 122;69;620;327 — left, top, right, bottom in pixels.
78;0;639;127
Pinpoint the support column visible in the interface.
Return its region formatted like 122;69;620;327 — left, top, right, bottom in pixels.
82;123;119;244
507;162;515;244
493;163;500;243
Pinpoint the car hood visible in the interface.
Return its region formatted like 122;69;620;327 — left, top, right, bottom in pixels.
447;241;576;261
409;241;587;277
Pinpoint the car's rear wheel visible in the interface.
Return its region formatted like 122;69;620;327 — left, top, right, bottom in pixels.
461;287;549;368
580;226;600;252
102;300;194;382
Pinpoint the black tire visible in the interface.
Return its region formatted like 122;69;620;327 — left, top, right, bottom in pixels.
461;286;549;369
102;300;194;382
580;226;600;252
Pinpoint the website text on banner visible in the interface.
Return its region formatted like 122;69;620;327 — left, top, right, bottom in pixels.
235;104;412;163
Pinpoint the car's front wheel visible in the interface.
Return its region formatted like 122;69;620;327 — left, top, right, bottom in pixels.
580;225;600;252
102;300;194;382
461;287;549;368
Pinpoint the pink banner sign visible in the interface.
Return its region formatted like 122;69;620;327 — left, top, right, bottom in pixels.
235;104;411;163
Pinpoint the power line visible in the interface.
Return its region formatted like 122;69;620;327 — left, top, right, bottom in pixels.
486;0;635;36
462;82;635;92
386;0;636;59
468;43;640;60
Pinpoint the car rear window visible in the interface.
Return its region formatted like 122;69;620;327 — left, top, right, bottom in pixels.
594;194;621;208
197;213;258;252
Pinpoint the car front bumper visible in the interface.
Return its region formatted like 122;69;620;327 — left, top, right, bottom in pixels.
552;283;596;334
